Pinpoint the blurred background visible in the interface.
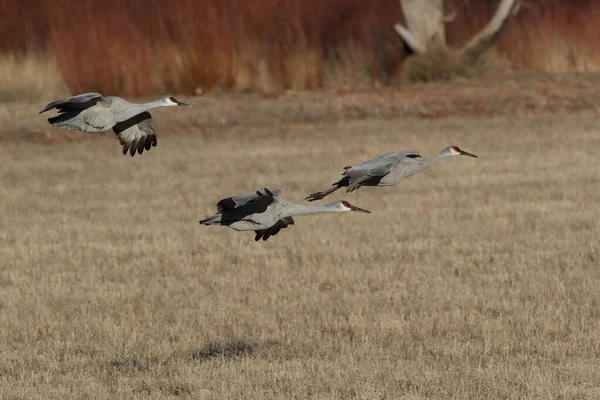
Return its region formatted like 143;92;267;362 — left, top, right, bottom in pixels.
2;0;599;100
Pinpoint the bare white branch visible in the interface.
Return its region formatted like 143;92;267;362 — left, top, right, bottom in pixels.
443;9;457;22
461;0;520;61
397;0;446;50
394;23;427;54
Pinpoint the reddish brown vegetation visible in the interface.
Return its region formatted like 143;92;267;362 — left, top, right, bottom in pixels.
447;0;600;71
1;0;598;96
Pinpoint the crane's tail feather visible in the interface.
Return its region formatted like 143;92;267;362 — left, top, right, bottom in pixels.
347;180;363;193
47;111;82;128
199;214;221;225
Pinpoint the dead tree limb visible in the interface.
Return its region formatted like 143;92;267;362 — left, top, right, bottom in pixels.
395;0;520;59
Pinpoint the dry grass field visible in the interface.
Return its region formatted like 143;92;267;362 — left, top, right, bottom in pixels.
1;75;600;399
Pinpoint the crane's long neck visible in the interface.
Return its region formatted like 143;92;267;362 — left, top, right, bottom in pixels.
116;99;166;122
282;203;340;218
420;150;451;168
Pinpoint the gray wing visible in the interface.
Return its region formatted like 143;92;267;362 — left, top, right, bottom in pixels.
39;92;104;114
353;151;420;169
344;161;395;192
254;217;295;241
394;151;421;158
217;188;281;213
343;151;421;191
112;112;157;157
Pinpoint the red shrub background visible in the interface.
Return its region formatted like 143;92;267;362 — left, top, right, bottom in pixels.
1;0;598;96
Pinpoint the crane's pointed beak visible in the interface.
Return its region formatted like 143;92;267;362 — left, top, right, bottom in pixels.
350;205;371;214
175;100;192;107
459;149;478;158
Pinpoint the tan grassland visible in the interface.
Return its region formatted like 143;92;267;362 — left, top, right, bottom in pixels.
0;53;68;104
1;71;599;399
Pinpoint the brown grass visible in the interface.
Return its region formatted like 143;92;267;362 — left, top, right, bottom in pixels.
1;0;599;96
0;81;599;397
399;47;505;83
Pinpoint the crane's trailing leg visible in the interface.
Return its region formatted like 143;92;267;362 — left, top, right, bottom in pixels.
306;166;357;201
305;184;344;202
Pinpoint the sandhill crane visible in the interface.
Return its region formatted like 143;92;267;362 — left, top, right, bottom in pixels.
200;188;371;241
39;93;191;156
306;145;477;201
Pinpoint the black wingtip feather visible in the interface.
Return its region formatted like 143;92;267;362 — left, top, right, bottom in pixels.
137;137;146;154
130;140;139;156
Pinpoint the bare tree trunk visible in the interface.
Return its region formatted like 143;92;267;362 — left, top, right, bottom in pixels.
395;0;520;59
394;0;445;53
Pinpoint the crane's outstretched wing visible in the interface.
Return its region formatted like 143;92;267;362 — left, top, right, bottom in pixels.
39;93;104;114
254;217;294;241
344;162;395;192
112;112;157;157
216;188;281;213
351;151;420;170
200;188;282;226
343;151;421;192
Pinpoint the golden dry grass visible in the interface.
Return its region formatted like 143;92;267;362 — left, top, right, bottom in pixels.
0;52;68;103
1;86;599;399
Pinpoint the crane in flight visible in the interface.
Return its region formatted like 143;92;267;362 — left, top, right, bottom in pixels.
39;93;191;156
306;145;478;201
200;188;371;241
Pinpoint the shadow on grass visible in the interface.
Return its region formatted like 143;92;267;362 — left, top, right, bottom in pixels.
102;339;278;375
184;339;281;361
105;357;161;374
187;339;258;361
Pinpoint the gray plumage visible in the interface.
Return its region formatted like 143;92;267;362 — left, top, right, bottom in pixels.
200;188;371;241
306;146;478;201
39;93;191;156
